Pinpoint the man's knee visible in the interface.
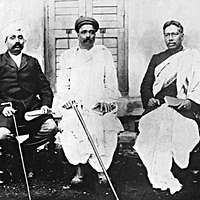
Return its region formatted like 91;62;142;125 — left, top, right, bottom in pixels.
0;127;11;140
39;118;58;135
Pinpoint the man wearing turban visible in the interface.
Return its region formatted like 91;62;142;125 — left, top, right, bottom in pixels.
0;21;58;182
54;16;123;185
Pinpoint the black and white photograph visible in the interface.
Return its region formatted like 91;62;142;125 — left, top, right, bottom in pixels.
0;0;200;199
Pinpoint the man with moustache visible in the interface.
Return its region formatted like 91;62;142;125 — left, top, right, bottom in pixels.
134;20;200;194
0;22;57;182
54;16;123;185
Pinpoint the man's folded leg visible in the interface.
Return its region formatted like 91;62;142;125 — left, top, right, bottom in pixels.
21;117;58;178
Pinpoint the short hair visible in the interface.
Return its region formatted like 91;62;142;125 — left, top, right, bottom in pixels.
163;20;184;33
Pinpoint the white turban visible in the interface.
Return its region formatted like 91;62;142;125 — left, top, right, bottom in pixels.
1;20;28;42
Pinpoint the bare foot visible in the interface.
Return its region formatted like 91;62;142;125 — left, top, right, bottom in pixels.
98;172;107;184
71;175;83;185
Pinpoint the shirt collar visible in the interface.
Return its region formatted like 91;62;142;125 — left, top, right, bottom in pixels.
8;51;22;67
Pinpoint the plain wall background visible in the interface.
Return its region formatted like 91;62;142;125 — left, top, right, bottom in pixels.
0;0;44;69
128;0;200;97
1;0;200;97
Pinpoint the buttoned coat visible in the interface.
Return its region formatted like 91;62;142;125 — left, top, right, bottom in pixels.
0;52;53;114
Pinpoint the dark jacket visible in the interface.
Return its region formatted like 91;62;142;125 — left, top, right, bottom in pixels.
140;46;183;110
0;52;53;113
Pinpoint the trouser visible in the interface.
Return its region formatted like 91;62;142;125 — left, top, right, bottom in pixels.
21;117;58;172
0;114;58;176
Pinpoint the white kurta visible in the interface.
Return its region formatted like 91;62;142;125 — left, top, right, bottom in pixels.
135;49;200;194
54;45;123;172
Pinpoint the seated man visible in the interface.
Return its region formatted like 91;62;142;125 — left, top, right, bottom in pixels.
134;20;200;194
0;21;58;182
54;16;124;185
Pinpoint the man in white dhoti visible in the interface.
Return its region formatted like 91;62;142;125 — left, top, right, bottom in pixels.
54;16;123;185
134;20;200;194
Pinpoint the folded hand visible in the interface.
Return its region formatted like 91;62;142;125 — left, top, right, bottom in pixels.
2;106;16;117
62;101;73;109
93;102;116;114
177;99;192;110
148;98;160;107
40;105;51;114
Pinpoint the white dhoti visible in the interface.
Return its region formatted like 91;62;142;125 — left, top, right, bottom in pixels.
59;107;123;172
135;104;199;194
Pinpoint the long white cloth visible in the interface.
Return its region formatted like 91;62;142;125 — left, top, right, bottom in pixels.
135;49;200;194
54;45;123;172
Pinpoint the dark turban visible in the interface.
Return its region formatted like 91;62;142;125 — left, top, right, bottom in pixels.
75;16;99;33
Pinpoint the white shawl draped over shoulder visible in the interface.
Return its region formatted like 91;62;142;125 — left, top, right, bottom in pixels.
153;48;200;101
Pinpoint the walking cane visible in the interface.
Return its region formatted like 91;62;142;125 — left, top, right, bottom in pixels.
71;101;120;200
1;102;32;200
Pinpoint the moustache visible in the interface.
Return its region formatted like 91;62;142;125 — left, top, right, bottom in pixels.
83;38;93;43
12;43;23;49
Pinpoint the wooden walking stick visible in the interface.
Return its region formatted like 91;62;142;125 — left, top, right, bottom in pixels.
1;102;32;200
71;101;120;200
